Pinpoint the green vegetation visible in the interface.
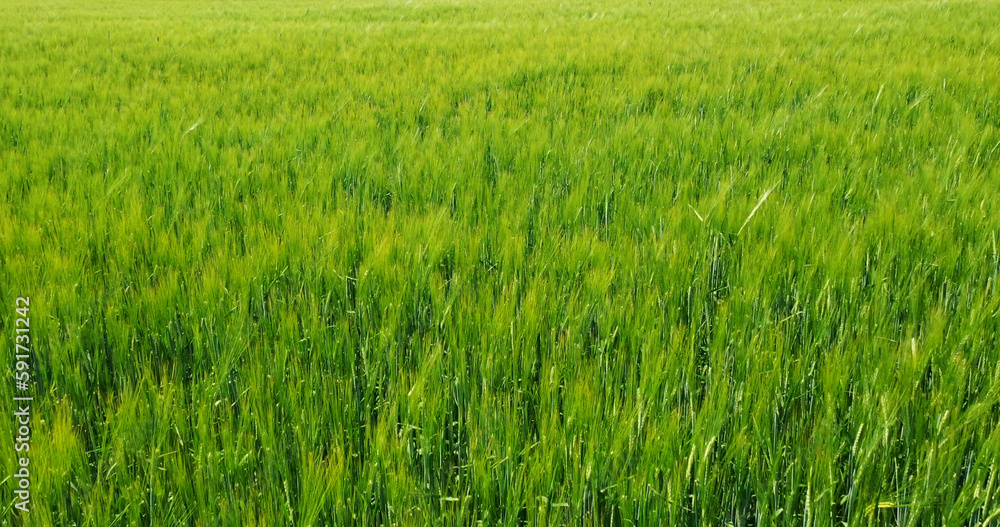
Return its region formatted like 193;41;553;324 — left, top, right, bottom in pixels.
2;0;1000;524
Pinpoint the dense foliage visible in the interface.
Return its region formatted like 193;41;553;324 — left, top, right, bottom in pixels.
2;0;999;524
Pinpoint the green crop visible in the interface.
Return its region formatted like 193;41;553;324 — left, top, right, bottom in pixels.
1;0;999;525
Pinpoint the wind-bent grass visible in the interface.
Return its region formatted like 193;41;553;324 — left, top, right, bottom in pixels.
1;0;999;525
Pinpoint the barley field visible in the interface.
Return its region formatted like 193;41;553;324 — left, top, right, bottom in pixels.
1;0;1000;525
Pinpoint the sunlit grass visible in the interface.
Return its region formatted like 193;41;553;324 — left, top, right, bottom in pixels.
1;0;999;525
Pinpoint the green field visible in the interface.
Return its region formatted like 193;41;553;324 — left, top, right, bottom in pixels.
2;0;1000;524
